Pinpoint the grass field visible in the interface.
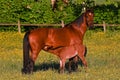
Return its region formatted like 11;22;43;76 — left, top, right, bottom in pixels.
0;30;120;80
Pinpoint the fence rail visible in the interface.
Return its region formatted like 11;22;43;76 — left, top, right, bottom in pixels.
94;24;120;27
0;23;61;26
0;20;120;33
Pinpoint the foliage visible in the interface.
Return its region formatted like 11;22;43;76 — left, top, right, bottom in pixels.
0;0;82;24
0;0;120;31
94;0;120;7
94;4;120;24
0;31;120;80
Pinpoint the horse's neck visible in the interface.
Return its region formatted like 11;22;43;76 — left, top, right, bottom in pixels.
73;15;87;37
79;23;87;37
72;22;87;38
80;15;88;36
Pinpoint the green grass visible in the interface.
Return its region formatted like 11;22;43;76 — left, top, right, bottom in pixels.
0;30;120;80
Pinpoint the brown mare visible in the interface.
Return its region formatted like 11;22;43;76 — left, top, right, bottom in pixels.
22;9;94;74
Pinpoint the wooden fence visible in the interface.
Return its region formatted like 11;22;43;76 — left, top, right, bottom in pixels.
0;20;120;33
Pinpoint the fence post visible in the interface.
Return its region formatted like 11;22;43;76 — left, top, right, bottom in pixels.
18;20;21;33
61;20;64;28
103;21;106;32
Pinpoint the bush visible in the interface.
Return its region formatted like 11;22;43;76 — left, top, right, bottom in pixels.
94;4;120;24
0;0;120;31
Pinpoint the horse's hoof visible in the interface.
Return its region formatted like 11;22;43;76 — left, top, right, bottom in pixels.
68;70;72;74
21;68;33;74
59;70;64;74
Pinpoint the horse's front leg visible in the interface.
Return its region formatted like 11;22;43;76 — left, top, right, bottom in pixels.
59;59;65;74
68;58;72;73
68;45;87;72
69;56;78;73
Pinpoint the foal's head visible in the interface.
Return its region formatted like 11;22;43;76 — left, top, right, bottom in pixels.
84;9;94;29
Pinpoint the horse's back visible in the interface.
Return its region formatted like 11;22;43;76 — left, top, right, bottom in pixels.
46;27;77;47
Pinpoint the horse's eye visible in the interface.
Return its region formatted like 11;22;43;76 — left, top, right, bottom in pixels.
88;13;92;16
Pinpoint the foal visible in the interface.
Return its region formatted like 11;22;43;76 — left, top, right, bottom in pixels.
44;44;87;73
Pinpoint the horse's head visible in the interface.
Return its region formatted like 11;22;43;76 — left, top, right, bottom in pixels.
84;9;94;29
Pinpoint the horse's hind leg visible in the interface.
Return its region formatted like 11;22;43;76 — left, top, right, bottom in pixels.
29;48;41;73
22;52;36;74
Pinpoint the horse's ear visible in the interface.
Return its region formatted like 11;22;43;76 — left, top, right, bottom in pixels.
89;8;94;12
86;8;94;13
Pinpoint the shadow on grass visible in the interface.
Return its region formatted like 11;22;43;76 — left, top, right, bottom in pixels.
34;62;59;72
34;60;83;72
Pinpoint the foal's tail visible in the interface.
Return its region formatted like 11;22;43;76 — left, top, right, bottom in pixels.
84;46;87;57
22;31;30;73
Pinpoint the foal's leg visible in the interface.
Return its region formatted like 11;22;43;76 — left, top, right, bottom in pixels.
77;45;87;69
69;45;87;72
59;59;66;74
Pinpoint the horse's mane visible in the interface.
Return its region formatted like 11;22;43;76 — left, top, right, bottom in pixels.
74;13;84;26
65;9;93;27
65;13;84;27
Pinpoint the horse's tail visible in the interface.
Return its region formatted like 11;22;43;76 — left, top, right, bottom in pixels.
22;31;30;73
